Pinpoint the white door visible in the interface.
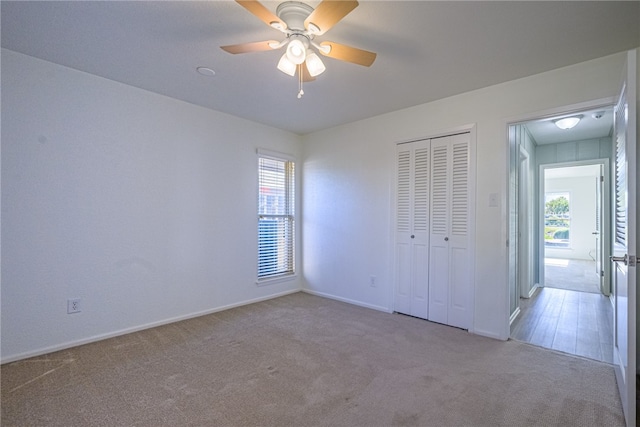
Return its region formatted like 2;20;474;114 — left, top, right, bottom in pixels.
395;140;430;319
428;133;471;329
611;49;636;426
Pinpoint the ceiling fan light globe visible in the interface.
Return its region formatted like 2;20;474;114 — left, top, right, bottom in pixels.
277;54;296;76
286;39;306;65
306;52;326;77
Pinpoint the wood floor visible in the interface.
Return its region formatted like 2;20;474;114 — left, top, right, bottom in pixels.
511;287;613;363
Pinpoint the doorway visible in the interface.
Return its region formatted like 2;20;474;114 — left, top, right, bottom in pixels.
542;163;608;295
508;104;615;363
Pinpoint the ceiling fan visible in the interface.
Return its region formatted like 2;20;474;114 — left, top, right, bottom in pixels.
221;0;376;98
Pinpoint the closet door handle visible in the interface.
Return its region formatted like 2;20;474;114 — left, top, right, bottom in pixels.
444;237;449;241
411;235;415;239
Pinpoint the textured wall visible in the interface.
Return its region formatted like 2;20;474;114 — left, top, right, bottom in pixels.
1;49;302;362
302;52;627;340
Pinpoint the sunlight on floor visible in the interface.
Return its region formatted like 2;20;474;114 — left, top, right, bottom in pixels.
545;258;569;267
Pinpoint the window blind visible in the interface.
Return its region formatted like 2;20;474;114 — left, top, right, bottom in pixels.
258;156;295;279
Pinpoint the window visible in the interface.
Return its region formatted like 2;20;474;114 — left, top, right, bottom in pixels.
544;192;570;248
257;152;295;280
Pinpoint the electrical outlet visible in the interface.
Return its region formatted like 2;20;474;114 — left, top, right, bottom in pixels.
370;275;377;287
67;298;81;314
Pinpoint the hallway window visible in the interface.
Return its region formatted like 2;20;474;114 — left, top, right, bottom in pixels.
544;192;570;248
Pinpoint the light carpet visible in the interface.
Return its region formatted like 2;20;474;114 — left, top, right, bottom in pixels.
1;292;624;426
544;258;601;294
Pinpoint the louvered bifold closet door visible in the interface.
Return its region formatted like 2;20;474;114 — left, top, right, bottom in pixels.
394;140;430;319
428;133;471;329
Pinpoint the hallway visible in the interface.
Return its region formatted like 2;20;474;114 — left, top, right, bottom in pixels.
511;287;613;363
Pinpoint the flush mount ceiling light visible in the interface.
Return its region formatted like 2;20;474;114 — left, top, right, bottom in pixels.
554;116;582;130
220;0;376;98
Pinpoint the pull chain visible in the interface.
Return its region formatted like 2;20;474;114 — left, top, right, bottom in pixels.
297;64;304;99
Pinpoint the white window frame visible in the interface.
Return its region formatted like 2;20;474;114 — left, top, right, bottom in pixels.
256;149;296;284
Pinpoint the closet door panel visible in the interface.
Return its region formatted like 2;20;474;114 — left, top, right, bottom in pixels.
411;144;430;318
428;138;451;324
394;140;430;319
394;147;413;314
448;134;471;328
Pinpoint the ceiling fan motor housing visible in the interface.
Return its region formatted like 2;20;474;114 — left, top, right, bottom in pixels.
276;1;314;32
220;0;376;83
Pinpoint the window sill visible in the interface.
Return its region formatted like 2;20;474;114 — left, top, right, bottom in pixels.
256;274;297;287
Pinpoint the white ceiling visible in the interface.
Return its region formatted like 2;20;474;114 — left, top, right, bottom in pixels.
525;106;614;146
2;1;638;135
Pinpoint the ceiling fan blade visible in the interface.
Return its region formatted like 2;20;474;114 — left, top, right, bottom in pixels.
236;1;285;30
300;63;316;82
304;0;358;35
319;41;376;67
221;40;279;54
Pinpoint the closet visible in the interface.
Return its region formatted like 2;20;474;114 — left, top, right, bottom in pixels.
394;132;472;329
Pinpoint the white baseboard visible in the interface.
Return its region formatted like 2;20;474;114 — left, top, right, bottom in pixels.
509;307;521;325
528;283;541;298
1;289;300;365
472;328;505;341
302;289;392;313
509;307;520;325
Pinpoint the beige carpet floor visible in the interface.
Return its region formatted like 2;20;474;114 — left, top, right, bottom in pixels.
1;292;624;426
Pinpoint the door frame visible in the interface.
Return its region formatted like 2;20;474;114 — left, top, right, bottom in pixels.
518;145;532;299
538;159;611;295
504;96;616;336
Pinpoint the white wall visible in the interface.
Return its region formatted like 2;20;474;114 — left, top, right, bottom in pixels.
3;47;636;361
545;176;598;260
1;49;302;362
302;52;628;340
